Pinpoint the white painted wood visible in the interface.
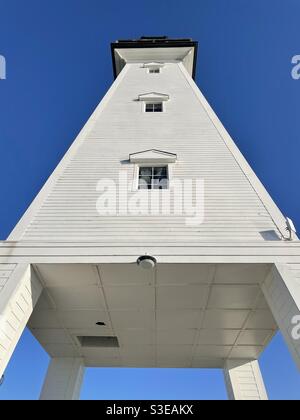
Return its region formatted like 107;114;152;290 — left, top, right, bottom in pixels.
6;59;288;244
0;264;17;291
1;40;300;378
0;264;42;377
224;359;268;400
1;242;300;265
40;358;85;400
178;63;288;238
130;149;177;164
261;263;300;370
113;46;196;77
26;262;276;368
7;65;130;241
138;92;169;101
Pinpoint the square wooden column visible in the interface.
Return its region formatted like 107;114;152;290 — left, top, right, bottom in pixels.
40;358;85;400
224;359;268;400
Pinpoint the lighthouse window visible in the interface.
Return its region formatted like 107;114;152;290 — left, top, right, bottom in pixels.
149;68;160;74
138;166;168;190
145;102;163;113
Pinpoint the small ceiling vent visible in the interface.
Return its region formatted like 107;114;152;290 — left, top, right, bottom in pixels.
77;336;119;348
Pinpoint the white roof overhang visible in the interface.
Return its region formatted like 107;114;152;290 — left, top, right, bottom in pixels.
138;92;170;102
113;46;196;78
130;149;177;164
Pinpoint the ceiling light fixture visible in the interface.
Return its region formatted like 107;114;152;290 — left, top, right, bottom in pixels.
137;255;157;270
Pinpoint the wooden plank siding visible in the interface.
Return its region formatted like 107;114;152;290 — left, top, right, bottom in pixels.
0;264;17;293
9;62;287;243
261;263;300;370
1;242;300;265
0;264;42;377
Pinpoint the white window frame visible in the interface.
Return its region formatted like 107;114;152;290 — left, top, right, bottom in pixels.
132;163;174;191
143;101;164;113
138;93;169;114
142;62;164;74
148;67;161;74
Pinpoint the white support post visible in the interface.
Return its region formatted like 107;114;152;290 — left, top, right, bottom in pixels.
261;263;300;370
40;358;85;400
0;264;42;378
224;359;268;400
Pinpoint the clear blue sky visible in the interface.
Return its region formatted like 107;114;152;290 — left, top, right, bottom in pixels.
0;0;300;400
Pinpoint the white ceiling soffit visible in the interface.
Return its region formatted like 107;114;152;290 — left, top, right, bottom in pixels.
114;46;195;77
29;263;276;368
138;92;170;102
130;149;177;164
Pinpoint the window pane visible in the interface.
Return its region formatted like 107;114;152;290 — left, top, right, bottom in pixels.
152;178;168;190
139;167;152;190
139;167;152;176
152;178;161;189
154;167;168;188
159;178;169;189
145;103;162;113
139;177;151;189
154;167;167;177
139;166;168;190
145;104;153;112
154;103;163;112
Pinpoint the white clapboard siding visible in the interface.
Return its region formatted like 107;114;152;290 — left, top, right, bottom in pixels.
0;264;17;292
0;265;42;377
224;360;268;400
261;263;300;370
17;62;283;243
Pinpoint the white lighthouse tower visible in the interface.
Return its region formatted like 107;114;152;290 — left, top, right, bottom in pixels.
0;37;300;400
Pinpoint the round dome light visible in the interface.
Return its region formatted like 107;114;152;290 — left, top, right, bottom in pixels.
137;255;157;270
